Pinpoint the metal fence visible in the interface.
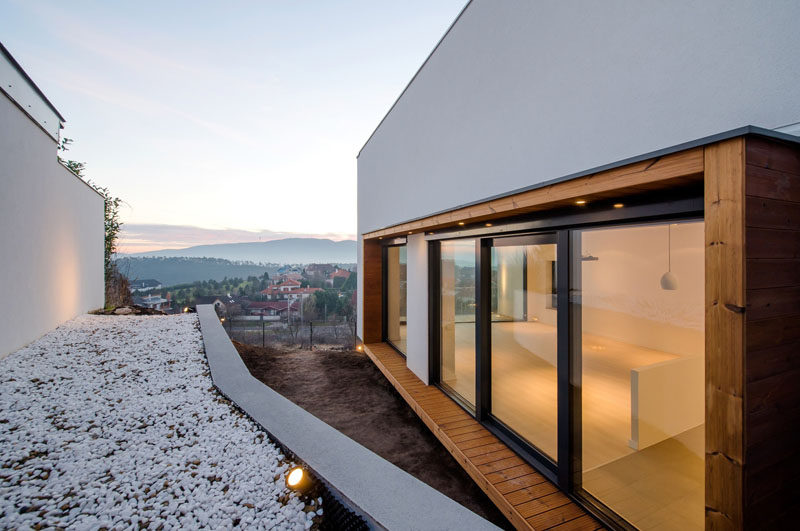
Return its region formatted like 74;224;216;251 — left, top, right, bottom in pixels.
223;316;356;350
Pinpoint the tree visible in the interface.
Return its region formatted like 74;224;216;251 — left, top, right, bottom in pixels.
340;271;357;292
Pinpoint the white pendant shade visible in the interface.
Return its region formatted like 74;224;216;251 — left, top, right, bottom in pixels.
660;271;678;290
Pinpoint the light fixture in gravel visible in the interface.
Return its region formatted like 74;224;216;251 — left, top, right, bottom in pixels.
286;466;312;492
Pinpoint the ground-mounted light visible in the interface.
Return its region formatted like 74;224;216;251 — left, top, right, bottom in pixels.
356;344;363;352
220;317;226;323
285;466;313;492
183;307;190;313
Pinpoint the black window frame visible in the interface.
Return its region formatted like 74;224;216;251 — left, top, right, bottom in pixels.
426;191;704;529
381;237;408;357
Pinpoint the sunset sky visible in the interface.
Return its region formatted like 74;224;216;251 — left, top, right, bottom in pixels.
0;0;465;252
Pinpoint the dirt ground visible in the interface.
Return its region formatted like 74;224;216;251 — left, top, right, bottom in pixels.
234;342;512;529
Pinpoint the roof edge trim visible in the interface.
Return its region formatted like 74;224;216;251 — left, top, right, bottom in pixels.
0;42;65;122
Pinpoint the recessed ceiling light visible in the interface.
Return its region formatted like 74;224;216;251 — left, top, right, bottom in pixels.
458;222;465;226
613;203;624;208
485;223;493;227
408;231;413;234
575;199;587;205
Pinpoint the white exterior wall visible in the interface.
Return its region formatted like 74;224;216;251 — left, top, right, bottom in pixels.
357;0;800;346
0;92;105;359
405;233;428;382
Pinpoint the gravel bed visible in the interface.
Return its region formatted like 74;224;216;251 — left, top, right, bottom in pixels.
0;314;318;529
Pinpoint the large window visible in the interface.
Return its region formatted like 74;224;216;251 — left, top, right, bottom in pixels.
490;237;558;461
440;239;476;407
572;221;704;530
385;245;407;355
430;208;704;530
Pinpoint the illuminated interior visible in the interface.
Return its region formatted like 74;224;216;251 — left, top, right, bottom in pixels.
574;221;704;530
440;239;477;406
436;220;704;530
386;245;408;355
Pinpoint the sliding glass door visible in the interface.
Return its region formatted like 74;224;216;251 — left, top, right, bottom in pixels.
571;221;704;530
429;210;704;530
385;244;407;355
489;235;559;462
440;239;477;408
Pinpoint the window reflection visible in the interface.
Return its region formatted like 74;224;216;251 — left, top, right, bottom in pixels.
440;239;476;407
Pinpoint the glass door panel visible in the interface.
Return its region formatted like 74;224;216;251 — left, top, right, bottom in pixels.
386;245;407;355
572;221;704;530
440;239;477;407
490;238;558;461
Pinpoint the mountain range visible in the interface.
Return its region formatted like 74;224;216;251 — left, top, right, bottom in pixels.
126;237;357;265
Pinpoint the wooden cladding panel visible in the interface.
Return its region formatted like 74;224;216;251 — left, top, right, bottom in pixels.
362;238;383;343
704;138;746;531
742;136;800;529
363;148;704;240
363;343;602;531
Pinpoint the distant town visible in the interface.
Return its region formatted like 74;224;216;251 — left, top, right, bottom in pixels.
126;262;356;324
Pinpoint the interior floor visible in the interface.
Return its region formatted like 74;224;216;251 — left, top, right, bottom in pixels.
441;320;703;529
583;425;704;530
388;322;407;355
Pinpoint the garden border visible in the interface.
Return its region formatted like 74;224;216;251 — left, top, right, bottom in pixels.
196;304;498;531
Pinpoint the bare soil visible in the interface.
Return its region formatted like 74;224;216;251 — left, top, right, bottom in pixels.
234;342;512;529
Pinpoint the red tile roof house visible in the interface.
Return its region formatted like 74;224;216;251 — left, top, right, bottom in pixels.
326;268;352;287
356;1;800;529
275;279;302;291
260;285;322;301
247;300;300;318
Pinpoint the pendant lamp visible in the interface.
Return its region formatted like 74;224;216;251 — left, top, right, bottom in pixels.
660;224;678;290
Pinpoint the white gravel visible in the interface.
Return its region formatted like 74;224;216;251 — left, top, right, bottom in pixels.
0;314;319;530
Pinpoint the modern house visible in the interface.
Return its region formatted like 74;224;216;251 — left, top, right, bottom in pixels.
356;2;800;530
0;43;104;359
132;293;170;311
129;279;163;293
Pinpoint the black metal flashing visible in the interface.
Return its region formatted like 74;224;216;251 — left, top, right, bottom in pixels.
0;41;66;122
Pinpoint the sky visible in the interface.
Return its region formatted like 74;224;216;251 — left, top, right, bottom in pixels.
0;0;466;252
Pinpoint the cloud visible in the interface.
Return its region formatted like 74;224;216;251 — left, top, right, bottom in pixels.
118;223;356;254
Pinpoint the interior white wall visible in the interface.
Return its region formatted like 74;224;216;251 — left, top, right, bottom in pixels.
405;234;428;383
579;222;705;356
0;93;105;359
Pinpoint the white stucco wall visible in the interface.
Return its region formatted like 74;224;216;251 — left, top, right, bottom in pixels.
356;0;800;343
0;92;105;359
405;234;429;382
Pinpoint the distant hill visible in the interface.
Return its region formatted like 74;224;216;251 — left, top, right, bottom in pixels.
127;238;356;264
115;257;280;287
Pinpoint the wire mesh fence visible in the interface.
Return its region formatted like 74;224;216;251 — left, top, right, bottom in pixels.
223;317;356;351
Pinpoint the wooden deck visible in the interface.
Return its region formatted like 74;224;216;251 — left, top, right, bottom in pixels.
363;342;602;531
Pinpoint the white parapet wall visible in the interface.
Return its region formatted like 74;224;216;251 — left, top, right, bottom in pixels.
0;81;104;359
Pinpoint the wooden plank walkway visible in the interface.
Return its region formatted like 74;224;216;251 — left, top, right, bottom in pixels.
363;343;603;531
